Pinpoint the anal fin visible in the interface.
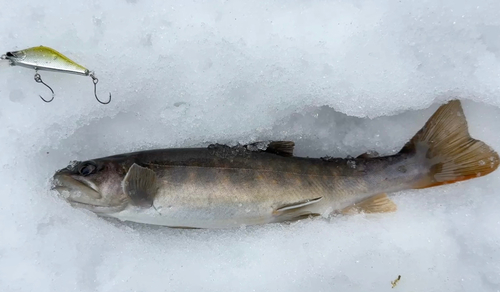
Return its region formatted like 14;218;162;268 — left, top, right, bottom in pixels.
340;193;397;215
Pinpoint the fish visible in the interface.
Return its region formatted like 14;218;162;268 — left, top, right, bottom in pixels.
51;100;499;229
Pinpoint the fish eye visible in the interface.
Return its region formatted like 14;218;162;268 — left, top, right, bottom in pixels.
6;52;14;57
78;162;97;176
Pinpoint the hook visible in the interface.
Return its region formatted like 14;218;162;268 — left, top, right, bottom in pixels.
34;71;55;103
89;73;111;104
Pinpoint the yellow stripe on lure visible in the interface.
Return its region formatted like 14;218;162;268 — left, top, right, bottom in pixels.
1;45;111;104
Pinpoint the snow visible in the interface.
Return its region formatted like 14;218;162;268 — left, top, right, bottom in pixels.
1;0;500;291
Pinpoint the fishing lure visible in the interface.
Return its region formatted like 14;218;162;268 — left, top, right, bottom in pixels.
1;45;111;104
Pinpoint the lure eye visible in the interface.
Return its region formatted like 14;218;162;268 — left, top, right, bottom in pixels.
5;51;25;60
78;162;97;176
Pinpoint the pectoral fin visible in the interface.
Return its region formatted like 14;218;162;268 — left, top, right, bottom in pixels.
122;163;158;207
340;193;397;215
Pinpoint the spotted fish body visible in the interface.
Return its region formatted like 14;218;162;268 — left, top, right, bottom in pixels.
108;147;422;228
52;100;499;229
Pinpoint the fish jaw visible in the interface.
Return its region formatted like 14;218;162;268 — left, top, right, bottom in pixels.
52;170;129;215
52;172;101;201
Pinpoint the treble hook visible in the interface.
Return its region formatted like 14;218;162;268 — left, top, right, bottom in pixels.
34;71;55;103
89;73;111;104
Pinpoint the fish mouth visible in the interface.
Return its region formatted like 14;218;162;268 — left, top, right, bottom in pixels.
51;172;102;204
51;172;128;214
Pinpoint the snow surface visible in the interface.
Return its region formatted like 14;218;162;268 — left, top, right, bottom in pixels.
1;1;500;291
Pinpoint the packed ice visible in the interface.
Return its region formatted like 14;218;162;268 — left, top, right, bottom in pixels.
1;1;500;291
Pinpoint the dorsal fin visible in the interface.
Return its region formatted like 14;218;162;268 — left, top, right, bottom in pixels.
244;141;295;157
265;141;295;157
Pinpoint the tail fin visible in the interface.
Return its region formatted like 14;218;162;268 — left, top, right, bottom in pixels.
399;100;499;189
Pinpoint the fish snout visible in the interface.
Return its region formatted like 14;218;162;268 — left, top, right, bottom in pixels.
51;172;102;202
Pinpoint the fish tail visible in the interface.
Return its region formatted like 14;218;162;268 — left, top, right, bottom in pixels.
399;100;499;189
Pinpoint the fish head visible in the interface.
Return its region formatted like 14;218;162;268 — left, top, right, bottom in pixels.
52;158;132;215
